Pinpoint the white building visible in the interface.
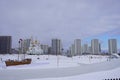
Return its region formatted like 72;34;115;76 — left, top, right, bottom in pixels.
82;44;89;54
74;39;82;55
22;39;31;53
26;38;43;55
41;44;49;54
70;44;75;56
108;39;117;54
91;39;100;54
88;46;92;54
51;39;62;55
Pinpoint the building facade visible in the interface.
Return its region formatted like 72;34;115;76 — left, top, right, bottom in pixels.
82;44;89;54
88;46;92;54
0;36;12;54
41;44;49;54
91;39;100;54
70;44;75;56
26;38;43;55
51;39;62;55
74;39;82;55
23;39;31;53
108;39;117;54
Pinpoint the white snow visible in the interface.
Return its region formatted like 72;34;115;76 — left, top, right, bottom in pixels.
0;54;120;80
26;67;120;80
0;54;109;69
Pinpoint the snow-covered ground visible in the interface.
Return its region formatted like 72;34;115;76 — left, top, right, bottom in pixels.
26;67;120;80
0;54;109;69
0;54;120;80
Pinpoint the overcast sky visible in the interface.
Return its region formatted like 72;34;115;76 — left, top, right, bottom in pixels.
0;0;120;50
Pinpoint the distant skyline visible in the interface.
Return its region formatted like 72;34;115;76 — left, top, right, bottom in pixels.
0;0;120;50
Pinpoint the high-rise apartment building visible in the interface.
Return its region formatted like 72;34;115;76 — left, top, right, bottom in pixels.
108;39;117;54
70;44;75;56
91;39;100;54
0;36;12;54
82;44;89;54
51;39;62;55
88;46;92;54
74;39;82;55
41;44;49;54
22;39;31;53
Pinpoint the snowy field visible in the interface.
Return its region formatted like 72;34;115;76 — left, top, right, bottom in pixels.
0;54;120;80
0;54;109;69
0;54;79;69
26;67;120;80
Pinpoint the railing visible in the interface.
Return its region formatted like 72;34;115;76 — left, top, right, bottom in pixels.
104;78;120;80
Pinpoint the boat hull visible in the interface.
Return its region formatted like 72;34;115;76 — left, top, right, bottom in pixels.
5;58;32;66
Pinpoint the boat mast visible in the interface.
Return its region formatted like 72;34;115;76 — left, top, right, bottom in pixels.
18;39;23;61
18;40;20;61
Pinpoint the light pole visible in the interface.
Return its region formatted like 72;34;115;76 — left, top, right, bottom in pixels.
18;39;23;61
18;40;20;61
61;48;64;55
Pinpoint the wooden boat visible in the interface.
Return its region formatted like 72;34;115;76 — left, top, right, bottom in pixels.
5;58;32;66
5;39;32;66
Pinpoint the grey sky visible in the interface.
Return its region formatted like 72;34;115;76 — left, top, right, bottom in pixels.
0;0;120;48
